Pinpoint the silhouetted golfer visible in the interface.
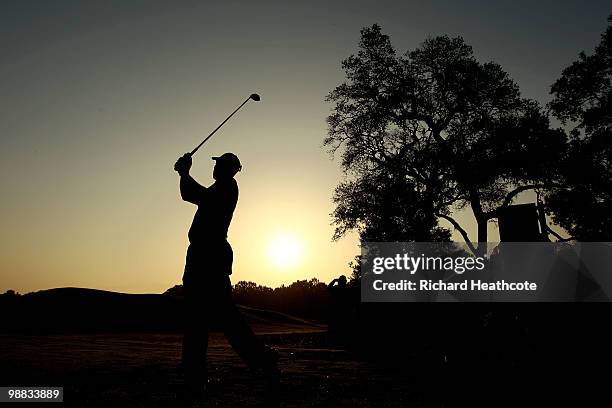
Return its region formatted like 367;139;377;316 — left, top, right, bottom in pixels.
174;152;279;392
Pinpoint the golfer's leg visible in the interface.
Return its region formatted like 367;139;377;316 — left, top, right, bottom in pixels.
182;291;207;381
202;327;209;381
182;325;206;368
222;300;270;370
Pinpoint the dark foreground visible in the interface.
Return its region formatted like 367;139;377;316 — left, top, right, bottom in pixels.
0;327;444;408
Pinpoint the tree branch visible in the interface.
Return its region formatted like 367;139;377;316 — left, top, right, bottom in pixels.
436;213;477;255
499;184;547;210
545;225;575;242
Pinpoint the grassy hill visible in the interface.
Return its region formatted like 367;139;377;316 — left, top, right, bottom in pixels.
0;287;324;334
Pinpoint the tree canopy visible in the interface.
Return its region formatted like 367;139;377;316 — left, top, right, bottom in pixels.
326;25;565;246
544;16;612;240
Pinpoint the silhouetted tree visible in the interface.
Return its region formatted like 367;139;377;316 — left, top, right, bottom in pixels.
332;166;452;242
233;281;274;309
163;285;184;297
164;279;331;319
544;16;612;240
325;25;565;249
265;279;331;319
1;289;20;297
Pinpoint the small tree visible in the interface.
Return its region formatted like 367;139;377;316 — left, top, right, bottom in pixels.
326;25;565;249
544;16;612;240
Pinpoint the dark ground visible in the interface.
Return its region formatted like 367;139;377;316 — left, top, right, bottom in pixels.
0;326;443;408
2;290;607;406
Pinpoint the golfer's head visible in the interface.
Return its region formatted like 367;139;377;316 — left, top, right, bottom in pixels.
212;153;242;180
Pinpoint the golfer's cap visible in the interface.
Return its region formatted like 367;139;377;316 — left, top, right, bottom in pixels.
212;152;242;170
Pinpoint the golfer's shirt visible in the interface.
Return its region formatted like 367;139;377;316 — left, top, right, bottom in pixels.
180;176;238;244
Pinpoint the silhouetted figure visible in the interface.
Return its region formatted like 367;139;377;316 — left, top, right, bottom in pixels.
328;275;348;292
327;275;353;345
174;152;279;394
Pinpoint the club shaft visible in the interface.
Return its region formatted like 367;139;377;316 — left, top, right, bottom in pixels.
190;96;252;156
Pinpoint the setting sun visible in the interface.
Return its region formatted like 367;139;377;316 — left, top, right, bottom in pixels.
267;233;304;269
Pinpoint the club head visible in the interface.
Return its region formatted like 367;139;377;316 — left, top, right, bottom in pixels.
250;93;261;102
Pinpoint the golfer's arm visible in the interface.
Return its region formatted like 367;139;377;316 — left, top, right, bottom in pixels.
179;174;207;204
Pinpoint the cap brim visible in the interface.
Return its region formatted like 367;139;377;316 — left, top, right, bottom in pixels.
212;156;220;160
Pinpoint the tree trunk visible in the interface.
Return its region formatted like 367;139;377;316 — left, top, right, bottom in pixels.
477;218;488;243
476;217;488;256
469;188;488;255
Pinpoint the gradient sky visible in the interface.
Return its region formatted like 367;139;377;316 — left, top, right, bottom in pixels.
1;0;609;294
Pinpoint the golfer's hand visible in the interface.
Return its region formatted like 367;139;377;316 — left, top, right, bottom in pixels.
174;153;192;176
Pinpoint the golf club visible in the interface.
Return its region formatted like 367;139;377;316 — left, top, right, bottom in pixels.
189;93;260;156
